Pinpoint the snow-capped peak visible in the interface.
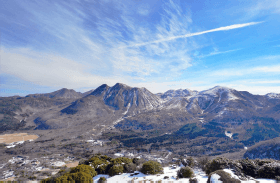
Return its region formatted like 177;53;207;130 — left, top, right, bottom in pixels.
199;86;233;96
160;89;197;99
199;86;240;101
266;93;280;99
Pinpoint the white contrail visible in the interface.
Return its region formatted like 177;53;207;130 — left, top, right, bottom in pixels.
124;21;263;48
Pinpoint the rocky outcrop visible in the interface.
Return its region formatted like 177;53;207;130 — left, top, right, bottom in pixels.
205;157;280;180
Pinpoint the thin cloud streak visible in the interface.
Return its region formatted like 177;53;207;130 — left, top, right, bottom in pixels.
250;80;280;84
210;58;280;77
199;49;241;58
123;22;263;48
253;65;280;72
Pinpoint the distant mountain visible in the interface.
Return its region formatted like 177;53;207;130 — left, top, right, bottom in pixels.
1;83;280;157
159;89;198;100
26;88;83;99
81;89;95;97
61;83;161;116
266;93;280;99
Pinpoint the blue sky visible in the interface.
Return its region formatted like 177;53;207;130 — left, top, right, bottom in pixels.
1;0;280;96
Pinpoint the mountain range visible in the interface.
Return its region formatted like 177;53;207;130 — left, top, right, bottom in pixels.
1;83;280;157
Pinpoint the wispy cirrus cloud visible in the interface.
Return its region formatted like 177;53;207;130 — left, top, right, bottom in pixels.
210;63;280;77
123;22;262;48
0;47;126;89
1;0;273;96
250;80;280;84
89;0;196;77
252;65;280;73
199;48;241;58
0;0;196;89
246;0;280;18
137;4;150;16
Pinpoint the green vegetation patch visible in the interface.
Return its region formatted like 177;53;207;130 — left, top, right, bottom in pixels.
43;164;96;182
242;123;279;146
141;160;163;175
177;166;194;178
81;154;144;176
176;123;208;139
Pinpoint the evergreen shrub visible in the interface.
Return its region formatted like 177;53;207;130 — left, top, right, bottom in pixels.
141;160;163;175
108;165;124;176
177;166;194;178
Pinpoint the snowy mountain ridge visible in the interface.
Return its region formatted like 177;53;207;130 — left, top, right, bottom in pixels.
266;93;280;99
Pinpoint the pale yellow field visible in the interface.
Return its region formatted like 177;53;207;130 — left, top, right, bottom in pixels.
65;161;79;168
0;133;38;144
0;177;15;181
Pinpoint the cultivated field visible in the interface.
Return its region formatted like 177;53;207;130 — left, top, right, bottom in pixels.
0;133;38;144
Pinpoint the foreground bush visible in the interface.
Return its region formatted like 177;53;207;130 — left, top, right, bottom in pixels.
98;176;107;183
70;164;97;177
205;157;232;175
133;157;146;166
108;165;124;176
47;165;97;182
55;172;93;182
207;170;241;183
111;157;132;165
124;162;137;173
177;166;194;178
141;160;163;175
257;162;280;178
238;158;258;177
197;156;210;171
182;157;195;167
87;155;110;174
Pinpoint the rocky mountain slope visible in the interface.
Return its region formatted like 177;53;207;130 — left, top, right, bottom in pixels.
243;137;280;160
1;83;280;157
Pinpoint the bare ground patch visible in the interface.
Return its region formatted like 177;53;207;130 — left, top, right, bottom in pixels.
1;177;15;181
0;133;38;144
65;161;79;168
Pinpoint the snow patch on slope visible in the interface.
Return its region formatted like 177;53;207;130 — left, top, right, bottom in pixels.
228;92;240;101
114;153;124;157
223;169;239;179
93;166;208;183
225;131;233;138
6;141;25;148
123;103;131;115
210;173;223;183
